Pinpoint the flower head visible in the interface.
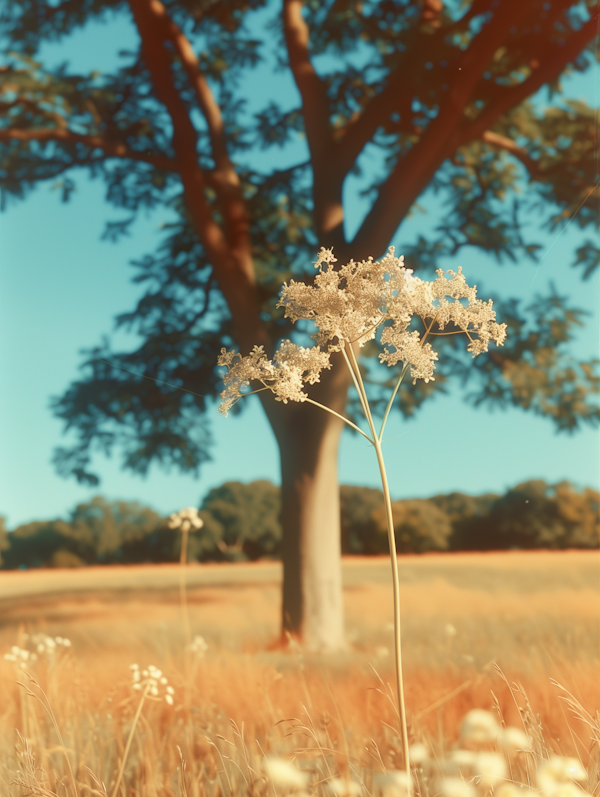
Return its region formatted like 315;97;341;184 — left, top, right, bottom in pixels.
459;709;501;744
130;663;175;705
168;507;204;533
262;757;308;791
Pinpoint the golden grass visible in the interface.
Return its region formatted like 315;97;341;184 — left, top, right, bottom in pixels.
0;551;598;797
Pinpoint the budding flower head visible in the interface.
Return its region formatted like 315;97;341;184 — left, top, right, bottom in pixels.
168;507;204;533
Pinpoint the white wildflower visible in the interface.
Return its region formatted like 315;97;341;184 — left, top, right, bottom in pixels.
262;757;308;791
188;635;208;657
537;757;587;796
218;342;331;416
168;507;204;533
130;663;174;705
460;709;501;744
326;778;363;797
498;726;531;752
474;752;507;786
439;778;477;797
444;623;457;638
409;742;430;765
373;770;412;797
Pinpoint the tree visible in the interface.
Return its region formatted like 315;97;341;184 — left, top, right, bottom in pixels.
1;0;598;649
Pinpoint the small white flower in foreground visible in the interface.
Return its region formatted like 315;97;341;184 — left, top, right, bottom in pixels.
373;770;413;797
188;635;209;657
168;507;204;533
439;777;477;797
326;778;363;797
474;752;507;786
498;726;531;752
460;709;500;744
130;663;174;705
537;757;588;795
262;757;308;791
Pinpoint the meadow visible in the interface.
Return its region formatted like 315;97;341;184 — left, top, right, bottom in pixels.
0;550;598;797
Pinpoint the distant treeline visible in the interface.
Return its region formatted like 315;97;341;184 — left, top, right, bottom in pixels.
1;479;598;569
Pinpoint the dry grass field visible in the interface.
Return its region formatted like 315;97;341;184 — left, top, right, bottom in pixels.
0;551;598;797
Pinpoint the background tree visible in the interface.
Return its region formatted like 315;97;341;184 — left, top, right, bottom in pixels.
1;0;598;649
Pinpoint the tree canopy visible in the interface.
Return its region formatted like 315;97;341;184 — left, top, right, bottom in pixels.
1;0;598;488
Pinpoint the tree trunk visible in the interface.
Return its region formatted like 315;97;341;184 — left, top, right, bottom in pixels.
265;353;352;652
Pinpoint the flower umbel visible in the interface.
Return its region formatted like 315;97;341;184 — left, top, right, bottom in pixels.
168;507;204;533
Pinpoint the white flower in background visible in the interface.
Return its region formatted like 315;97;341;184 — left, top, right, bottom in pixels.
409;743;430;766
326;778;363;797
444;623;457;638
498;726;531;752
373;770;413;797
188;635;208;657
537;757;588;796
262;757;308;791
130;663;175;705
168;507;204;533
439;777;477;797
450;750;478;772
495;785;538;797
4;646;36;669
4;635;71;668
460;709;501;744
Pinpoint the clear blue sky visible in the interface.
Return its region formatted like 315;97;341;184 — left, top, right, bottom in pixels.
1;7;599;529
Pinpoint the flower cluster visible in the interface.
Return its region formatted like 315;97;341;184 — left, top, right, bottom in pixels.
4;634;72;669
188;635;208;657
218;341;331;416
168;507;204;533
218;247;506;413
130;663;175;705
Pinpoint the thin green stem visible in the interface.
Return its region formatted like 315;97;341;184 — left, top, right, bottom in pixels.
111;685;150;797
303;398;374;444
378;363;410;443
346;346;410;780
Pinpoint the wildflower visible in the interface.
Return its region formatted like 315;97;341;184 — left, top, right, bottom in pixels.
168;507;204;533
262;757;308;791
217;342;331;416
474;752;507;786
444;623;457;638
188;635;208;657
4;646;35;669
460;709;501;744
373;770;413;797
130;663;175;705
537;757;587;796
326;778;363;797
498;727;531;752
409;743;430;766
495;786;538;797
439;778;476;797
218;248;506;414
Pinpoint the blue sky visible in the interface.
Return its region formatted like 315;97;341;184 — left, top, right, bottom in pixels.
0;6;599;529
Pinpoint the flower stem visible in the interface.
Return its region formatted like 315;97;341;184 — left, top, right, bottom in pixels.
303;398;374;444
346;345;411;781
179;526;191;650
111;685;149;797
379;363;410;443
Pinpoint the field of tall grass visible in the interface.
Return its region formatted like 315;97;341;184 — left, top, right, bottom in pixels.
1;551;598;797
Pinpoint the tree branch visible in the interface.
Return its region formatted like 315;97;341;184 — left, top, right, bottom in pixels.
459;14;599;146
128;0;265;351
282;0;332;161
481;130;539;175
350;1;530;260
0;126;177;171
